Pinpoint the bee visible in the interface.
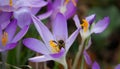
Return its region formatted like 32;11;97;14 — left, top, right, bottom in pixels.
58;40;65;49
49;40;65;52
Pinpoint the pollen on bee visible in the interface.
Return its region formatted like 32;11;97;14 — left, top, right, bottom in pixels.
2;32;8;46
49;40;60;53
49;40;57;47
9;0;13;6
80;19;89;32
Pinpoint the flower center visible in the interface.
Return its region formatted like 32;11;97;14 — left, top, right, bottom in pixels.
2;32;8;46
9;0;13;6
49;40;65;53
81;19;89;32
60;6;67;14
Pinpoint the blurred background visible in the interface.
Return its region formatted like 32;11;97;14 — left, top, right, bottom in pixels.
1;0;120;69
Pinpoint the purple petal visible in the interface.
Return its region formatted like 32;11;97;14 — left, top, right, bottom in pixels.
83;50;92;66
85;14;96;24
12;25;29;43
0;6;15;12
92;17;110;34
65;0;77;19
29;55;53;62
29;0;48;7
0;26;2;48
115;64;120;69
0;0;9;6
31;15;54;50
52;13;68;41
38;10;53;20
0;25;2;36
0;49;4;52
0;12;12;29
0;0;16;12
31;8;41;15
5;43;17;51
92;61;100;69
73;15;81;28
1;20;10;30
14;8;31;28
50;48;65;58
17;0;48;8
66;28;80;51
47;0;53;11
52;0;61;9
0;0;17;6
5;19;17;42
23;38;50;54
47;0;58;20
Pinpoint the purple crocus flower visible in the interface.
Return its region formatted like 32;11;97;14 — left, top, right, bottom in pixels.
23;13;80;68
73;14;110;39
38;0;77;20
0;0;48;28
0;19;29;52
0;11;12;29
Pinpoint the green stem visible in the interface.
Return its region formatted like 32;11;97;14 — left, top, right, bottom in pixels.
58;56;68;69
80;56;85;69
16;41;22;65
72;39;85;69
1;51;7;69
63;60;68;69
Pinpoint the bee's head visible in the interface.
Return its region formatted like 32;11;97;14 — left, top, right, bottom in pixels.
58;40;65;49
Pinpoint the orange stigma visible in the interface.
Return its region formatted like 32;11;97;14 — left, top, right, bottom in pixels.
81;19;89;32
49;40;60;53
9;0;13;6
2;32;8;46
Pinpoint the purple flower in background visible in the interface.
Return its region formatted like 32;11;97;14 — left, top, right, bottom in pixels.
115;64;120;69
73;14;110;39
23;13;80;68
38;0;78;29
0;0;48;28
38;0;77;20
0;19;29;52
83;50;100;69
0;11;12;29
92;61;100;69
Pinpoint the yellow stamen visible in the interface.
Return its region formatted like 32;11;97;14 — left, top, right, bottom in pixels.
2;32;8;46
49;40;60;53
71;0;77;6
81;19;89;32
64;0;70;5
9;0;13;6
